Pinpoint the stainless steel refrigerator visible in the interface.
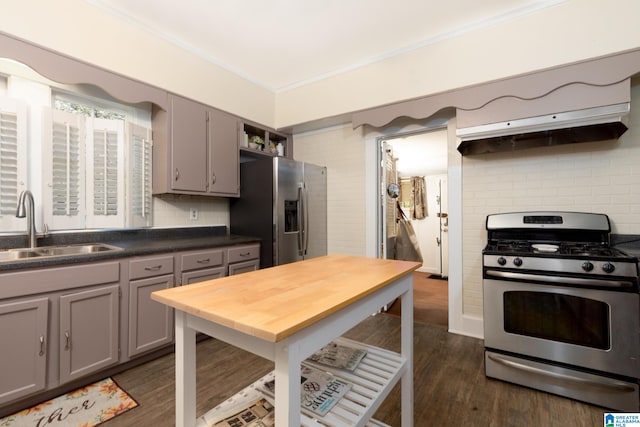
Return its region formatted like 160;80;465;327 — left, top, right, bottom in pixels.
230;157;327;268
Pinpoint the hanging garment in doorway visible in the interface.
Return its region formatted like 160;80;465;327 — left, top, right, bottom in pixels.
395;202;423;263
410;176;427;219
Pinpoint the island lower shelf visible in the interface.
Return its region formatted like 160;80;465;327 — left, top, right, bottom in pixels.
197;337;406;427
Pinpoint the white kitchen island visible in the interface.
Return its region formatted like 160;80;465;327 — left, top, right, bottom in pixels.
152;254;420;427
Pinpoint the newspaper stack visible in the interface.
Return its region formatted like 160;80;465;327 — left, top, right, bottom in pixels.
263;365;352;417
210;397;274;427
307;341;367;371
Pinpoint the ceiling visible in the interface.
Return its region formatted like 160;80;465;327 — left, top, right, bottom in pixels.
85;0;565;92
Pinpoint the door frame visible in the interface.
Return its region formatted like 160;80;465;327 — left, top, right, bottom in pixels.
376;125;448;263
363;115;483;338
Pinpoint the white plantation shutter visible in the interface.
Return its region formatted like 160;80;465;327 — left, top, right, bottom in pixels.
85;117;124;228
127;123;152;227
0;96;27;231
43;109;86;230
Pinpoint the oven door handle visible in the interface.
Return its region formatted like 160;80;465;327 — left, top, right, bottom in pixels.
487;353;637;393
485;269;635;288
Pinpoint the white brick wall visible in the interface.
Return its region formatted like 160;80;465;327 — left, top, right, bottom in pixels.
293;125;367;256
461;83;640;317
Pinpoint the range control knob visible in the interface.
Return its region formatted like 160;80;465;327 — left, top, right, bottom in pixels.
602;262;615;274
497;257;507;266
581;261;594;272
513;257;523;267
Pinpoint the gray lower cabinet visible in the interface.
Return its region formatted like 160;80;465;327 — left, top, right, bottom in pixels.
0;243;260;408
228;244;260;275
128;255;174;358
180;248;226;285
0;261;121;407
59;285;119;384
0;297;48;405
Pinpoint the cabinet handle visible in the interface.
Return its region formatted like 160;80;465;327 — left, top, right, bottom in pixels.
240;252;251;257
64;330;70;350
196;258;211;264
175;168;180;181
39;335;45;356
211;173;216;185
144;265;163;271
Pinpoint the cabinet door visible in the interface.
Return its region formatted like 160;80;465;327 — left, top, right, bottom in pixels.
59;285;119;384
170;94;207;192
208;109;239;196
182;267;226;285
0;297;48;405
128;274;174;357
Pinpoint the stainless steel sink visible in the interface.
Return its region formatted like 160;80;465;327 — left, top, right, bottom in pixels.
0;249;43;261
35;243;122;256
0;243;123;262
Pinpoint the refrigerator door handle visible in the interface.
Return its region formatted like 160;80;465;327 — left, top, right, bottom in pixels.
297;185;304;256
303;184;309;256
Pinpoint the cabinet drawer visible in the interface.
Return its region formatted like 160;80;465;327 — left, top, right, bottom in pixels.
228;245;259;264
0;262;120;299
181;249;224;272
129;255;174;280
182;267;225;285
228;259;259;276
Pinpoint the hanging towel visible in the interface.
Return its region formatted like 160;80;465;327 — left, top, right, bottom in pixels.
410;176;427;220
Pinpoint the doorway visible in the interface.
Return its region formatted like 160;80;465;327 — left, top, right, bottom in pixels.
379;127;449;325
380;128;448;277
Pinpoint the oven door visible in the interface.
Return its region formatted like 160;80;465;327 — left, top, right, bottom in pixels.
483;278;640;379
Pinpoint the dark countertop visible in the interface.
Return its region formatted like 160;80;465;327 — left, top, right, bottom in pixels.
0;226;260;272
612;234;640;259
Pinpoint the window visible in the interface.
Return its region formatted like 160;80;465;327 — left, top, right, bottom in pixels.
0;59;153;233
85;117;125;228
0;95;27;232
43;108;85;230
127;124;153;227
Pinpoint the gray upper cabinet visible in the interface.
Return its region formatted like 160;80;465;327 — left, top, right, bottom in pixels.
153;94;240;197
209;109;240;196
170;95;209;192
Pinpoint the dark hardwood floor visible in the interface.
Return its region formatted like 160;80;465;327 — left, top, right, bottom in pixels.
385;271;448;326
108;313;605;426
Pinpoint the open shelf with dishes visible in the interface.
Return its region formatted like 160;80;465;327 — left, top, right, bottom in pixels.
240;122;290;159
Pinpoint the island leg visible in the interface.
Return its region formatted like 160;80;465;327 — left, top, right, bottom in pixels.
400;276;414;427
175;311;196;427
274;340;301;427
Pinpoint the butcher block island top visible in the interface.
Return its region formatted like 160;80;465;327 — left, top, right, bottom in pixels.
151;254;421;342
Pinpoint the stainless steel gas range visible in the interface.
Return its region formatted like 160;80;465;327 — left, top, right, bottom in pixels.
482;211;640;411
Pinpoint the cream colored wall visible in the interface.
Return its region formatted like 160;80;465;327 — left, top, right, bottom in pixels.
276;0;640;127
3;1;640;130
0;0;275;126
292;125;367;256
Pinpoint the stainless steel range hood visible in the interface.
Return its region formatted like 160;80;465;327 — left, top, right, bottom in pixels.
456;103;630;155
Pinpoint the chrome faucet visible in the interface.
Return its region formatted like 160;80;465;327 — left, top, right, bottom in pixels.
15;190;37;248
